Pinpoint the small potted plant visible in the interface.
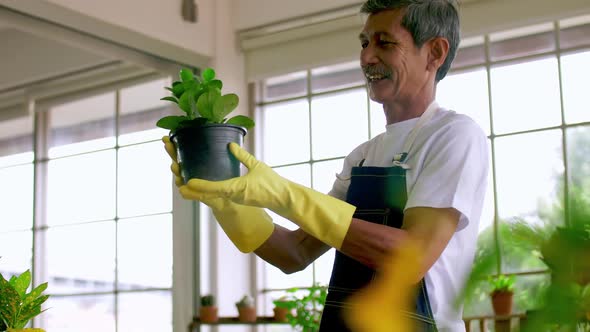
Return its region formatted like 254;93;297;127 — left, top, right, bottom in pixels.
0;270;49;332
272;295;296;322
157;67;255;182
235;295;256;323
489;274;515;316
199;294;218;323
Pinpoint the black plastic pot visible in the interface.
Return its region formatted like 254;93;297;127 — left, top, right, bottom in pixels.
170;124;247;182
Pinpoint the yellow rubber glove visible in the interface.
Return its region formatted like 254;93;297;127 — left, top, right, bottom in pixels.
163;136;274;253
345;240;421;332
181;142;356;250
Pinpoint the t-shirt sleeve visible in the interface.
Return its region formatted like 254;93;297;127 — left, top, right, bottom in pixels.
328;141;368;200
405;118;489;231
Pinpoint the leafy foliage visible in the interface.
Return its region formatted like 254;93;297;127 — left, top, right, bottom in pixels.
0;270;49;330
235;295;254;308
200;294;215;307
488;274;515;294
274;284;327;332
156;68;255;131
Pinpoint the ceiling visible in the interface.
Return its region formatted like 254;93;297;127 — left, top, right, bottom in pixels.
0;6;165;122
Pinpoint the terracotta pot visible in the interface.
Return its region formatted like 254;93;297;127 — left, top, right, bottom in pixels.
237;306;257;322
199;306;219;323
273;307;292;322
491;291;513;316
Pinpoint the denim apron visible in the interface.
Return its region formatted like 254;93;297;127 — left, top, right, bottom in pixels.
319;105;439;331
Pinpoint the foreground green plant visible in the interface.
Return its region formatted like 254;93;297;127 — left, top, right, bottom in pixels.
276;284;327;332
156;68;254;132
0;270;49;332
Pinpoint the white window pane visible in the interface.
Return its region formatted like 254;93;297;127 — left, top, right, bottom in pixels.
312;159;343;194
118;291;172;332
271;165;311;231
46;222;116;294
118;128;169;146
42;295;115;332
119;78;174;146
262;100;310;166
0;231;32;277
314;248;335;286
265;263;314;290
117;215;172;289
479;141;495;235
437;68;491;136
0;164;33;231
561;51;590;124
0;152;34;168
567;127;590;192
264;71;307;102
49;93;116;158
47;151;116;225
120;78;171;115
311;89;369;159
311;61;364;93
491;58;562;134
495;130;564;224
369;100;386;138
118;142;172;218
0;115;33;163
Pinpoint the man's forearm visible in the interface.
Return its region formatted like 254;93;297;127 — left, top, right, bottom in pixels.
340;218;411;270
254;225;330;274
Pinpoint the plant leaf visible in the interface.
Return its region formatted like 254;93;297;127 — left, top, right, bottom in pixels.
197;89;221;120
160;96;179;104
22;282;48;308
178;91;192;115
156;116;188;130
202;68;215;82
16;294;49;328
208;79;222;90
226;115;255;130
212;94;239;123
180;68;194;82
0;275;20;328
171;82;185;98
10;270;31;299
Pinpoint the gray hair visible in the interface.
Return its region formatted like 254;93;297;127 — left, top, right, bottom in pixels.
360;0;460;82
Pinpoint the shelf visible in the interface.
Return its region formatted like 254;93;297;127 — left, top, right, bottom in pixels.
190;316;289;327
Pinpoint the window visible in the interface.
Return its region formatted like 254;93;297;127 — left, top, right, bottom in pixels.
0;78;174;331
255;14;590;320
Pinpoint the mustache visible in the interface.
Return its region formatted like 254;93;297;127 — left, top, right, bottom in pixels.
362;66;392;78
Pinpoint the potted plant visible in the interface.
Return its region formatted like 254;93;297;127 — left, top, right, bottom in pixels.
157;67;255;182
272;295;296;322
235;295;256;323
198;294;218;323
489;274;516;316
0;270;49;332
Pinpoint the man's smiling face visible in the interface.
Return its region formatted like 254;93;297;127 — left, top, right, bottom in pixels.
359;9;430;106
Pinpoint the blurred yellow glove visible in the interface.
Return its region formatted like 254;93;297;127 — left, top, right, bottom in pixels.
181;142;356;250
163;136;274;253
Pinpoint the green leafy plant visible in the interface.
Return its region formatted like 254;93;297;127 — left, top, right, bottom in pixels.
278;284;327;332
235;295;254;308
200;294;215;307
156;67;254;132
272;295;297;310
0;270;49;331
489;274;515;294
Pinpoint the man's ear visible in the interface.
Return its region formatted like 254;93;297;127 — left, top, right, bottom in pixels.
426;37;450;73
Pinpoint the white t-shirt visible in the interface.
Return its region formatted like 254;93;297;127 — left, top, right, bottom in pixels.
328;102;489;332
